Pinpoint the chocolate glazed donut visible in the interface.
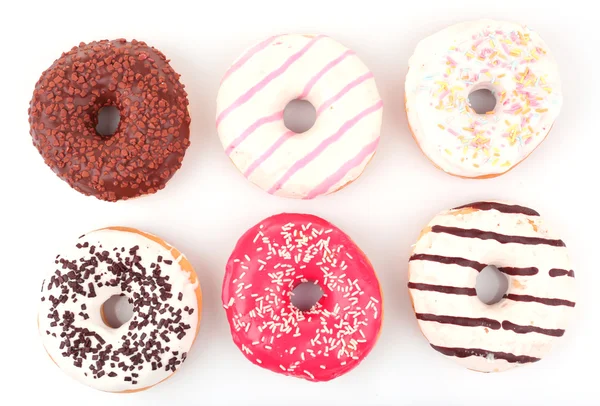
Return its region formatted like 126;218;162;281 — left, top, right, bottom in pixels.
28;39;191;202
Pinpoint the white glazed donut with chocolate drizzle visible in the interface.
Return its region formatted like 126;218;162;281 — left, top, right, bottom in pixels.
38;227;202;392
407;201;575;373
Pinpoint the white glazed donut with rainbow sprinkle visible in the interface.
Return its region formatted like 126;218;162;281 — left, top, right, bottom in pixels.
405;19;562;178
216;34;382;198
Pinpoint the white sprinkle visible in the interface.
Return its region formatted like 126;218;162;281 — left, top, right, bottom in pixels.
345;253;353;259
304;370;315;379
320;365;326;369
256;359;262;364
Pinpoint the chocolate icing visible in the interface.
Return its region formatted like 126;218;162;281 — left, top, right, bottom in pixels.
28;39;191;201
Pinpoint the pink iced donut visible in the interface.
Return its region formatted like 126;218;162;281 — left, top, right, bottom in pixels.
222;213;383;381
216;34;382;199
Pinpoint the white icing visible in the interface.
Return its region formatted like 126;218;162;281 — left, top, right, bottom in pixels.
408;202;576;372
216;34;382;198
38;228;200;392
405;19;562;177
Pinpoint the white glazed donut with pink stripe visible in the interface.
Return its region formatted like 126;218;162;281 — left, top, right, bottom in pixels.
216;34;382;199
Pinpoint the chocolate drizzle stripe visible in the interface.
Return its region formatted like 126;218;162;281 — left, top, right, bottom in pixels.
407;282;476;296
497;267;539;276
431;226;566;247
549;268;575;278
504;293;575;307
409;254;486;272
410;254;541;277
501;321;565;337
416;313;501;329
417;313;564;337
452;202;540;216
430;345;541;364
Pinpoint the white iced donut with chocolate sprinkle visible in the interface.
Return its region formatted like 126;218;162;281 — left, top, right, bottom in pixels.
405;19;562;178
216;34;382;199
38;227;202;392
408;201;576;373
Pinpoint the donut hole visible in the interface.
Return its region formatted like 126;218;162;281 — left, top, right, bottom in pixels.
291;281;323;311
101;294;134;328
95;105;121;137
468;88;496;114
476;265;509;305
283;100;316;134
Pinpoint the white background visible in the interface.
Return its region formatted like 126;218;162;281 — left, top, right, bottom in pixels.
2;0;598;404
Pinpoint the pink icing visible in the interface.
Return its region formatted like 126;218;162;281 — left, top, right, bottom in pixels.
304;138;379;200
267;100;383;195
221;35;280;84
222;213;383;382
216;35;324;127
243;130;295;177
225;110;284;155
316;72;374;116
298;49;355;100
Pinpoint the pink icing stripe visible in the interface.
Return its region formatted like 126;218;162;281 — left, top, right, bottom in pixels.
225;110;284;155
243;130;295;177
298;50;355;100
266;99;383;195
221;35;279;84
216;35;324;127
303;137;379;199
232;50;357;168
316;72;374;116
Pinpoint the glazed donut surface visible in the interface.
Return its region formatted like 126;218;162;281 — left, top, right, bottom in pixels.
38;227;201;392
405;20;562;178
222;213;383;381
408;201;575;372
28;39;191;201
217;34;382;199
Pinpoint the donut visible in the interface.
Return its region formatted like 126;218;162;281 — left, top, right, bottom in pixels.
28;39;191;202
407;201;576;372
38;227;202;392
405;20;562;178
222;213;383;381
216;34;382;199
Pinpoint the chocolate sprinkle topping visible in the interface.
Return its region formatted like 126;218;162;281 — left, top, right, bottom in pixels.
28;39;191;201
39;233;197;388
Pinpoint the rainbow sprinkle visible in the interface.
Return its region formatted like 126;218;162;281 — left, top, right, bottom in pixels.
421;26;556;169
